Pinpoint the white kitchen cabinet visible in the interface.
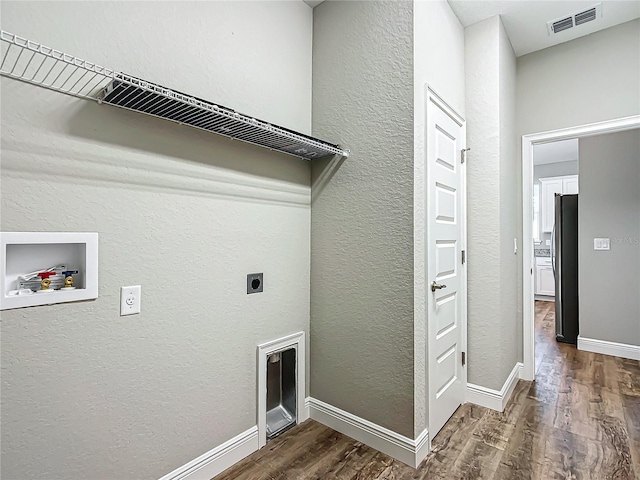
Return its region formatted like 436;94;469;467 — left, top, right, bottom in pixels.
535;257;555;296
563;176;579;194
540;175;578;232
536;266;555;296
541;178;563;233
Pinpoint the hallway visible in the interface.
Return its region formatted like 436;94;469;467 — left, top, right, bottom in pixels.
534;300;564;375
214;303;640;479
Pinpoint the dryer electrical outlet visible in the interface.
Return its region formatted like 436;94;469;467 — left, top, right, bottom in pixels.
247;273;263;294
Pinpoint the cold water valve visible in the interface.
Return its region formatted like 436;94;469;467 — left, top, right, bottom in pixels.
61;270;78;290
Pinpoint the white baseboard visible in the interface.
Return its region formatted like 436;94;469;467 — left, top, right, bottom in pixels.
307;397;429;468
158;426;259;480
304;397;311;423
160;394;310;480
466;362;523;412
578;336;640;361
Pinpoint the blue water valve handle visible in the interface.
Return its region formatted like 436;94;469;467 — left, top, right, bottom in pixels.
61;270;79;289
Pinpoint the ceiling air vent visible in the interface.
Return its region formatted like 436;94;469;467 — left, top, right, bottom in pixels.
547;3;602;35
575;7;597;26
551;17;574;34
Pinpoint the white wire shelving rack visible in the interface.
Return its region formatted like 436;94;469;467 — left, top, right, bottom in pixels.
0;30;349;161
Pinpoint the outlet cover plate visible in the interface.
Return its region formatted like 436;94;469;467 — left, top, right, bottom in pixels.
120;285;141;315
247;273;263;294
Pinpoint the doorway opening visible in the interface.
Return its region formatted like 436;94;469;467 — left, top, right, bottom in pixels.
531;138;579;375
520;115;640;381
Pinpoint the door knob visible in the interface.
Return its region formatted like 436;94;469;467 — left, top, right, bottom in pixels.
431;281;447;292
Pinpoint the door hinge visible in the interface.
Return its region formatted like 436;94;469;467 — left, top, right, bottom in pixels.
462;352;466;366
462;250;466;264
461;148;470;164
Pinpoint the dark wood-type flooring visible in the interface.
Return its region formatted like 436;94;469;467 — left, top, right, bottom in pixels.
214;300;640;479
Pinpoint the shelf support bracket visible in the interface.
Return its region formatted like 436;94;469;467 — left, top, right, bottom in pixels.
311;150;349;203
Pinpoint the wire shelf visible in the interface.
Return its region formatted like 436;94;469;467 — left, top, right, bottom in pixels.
99;74;346;160
0;30;348;161
0;30;114;99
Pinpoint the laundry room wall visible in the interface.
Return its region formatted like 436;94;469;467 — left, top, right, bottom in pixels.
0;2;313;479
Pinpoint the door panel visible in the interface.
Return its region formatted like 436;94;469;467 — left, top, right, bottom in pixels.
427;91;466;440
435;292;456;338
435;240;457;280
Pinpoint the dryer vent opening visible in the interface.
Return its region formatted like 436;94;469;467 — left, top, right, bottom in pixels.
265;348;297;440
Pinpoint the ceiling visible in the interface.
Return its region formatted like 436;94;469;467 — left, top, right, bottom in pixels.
304;1;639;57
533;139;579;165
448;1;640;56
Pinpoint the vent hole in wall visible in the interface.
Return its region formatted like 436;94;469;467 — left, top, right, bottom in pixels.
266;348;297;440
257;332;304;449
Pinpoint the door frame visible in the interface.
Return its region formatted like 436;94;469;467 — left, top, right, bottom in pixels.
520;114;640;381
425;86;468;438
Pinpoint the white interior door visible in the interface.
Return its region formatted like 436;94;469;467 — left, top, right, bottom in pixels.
426;89;466;440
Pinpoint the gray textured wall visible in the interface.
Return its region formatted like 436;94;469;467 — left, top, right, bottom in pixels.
465;16;519;390
578;130;640;346
1;2;313;479
498;15;520;382
310;0;415;438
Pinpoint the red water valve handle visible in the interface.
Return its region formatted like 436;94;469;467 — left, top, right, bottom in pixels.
37;272;56;279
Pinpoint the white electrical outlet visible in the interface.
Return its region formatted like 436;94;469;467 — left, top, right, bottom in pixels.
545;239;551;246
120;285;141;316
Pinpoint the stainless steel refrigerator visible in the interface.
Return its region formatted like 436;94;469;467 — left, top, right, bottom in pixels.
552;194;579;344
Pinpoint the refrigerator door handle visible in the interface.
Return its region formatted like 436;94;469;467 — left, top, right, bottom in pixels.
551;223;556;276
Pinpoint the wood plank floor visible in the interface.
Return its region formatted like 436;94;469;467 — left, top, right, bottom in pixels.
214;300;640;479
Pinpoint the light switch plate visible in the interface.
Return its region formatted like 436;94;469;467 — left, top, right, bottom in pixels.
120;285;141;315
594;238;610;251
545;239;551;246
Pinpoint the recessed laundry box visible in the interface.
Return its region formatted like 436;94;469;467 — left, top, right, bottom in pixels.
266;348;297;439
0;232;98;310
257;332;306;448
